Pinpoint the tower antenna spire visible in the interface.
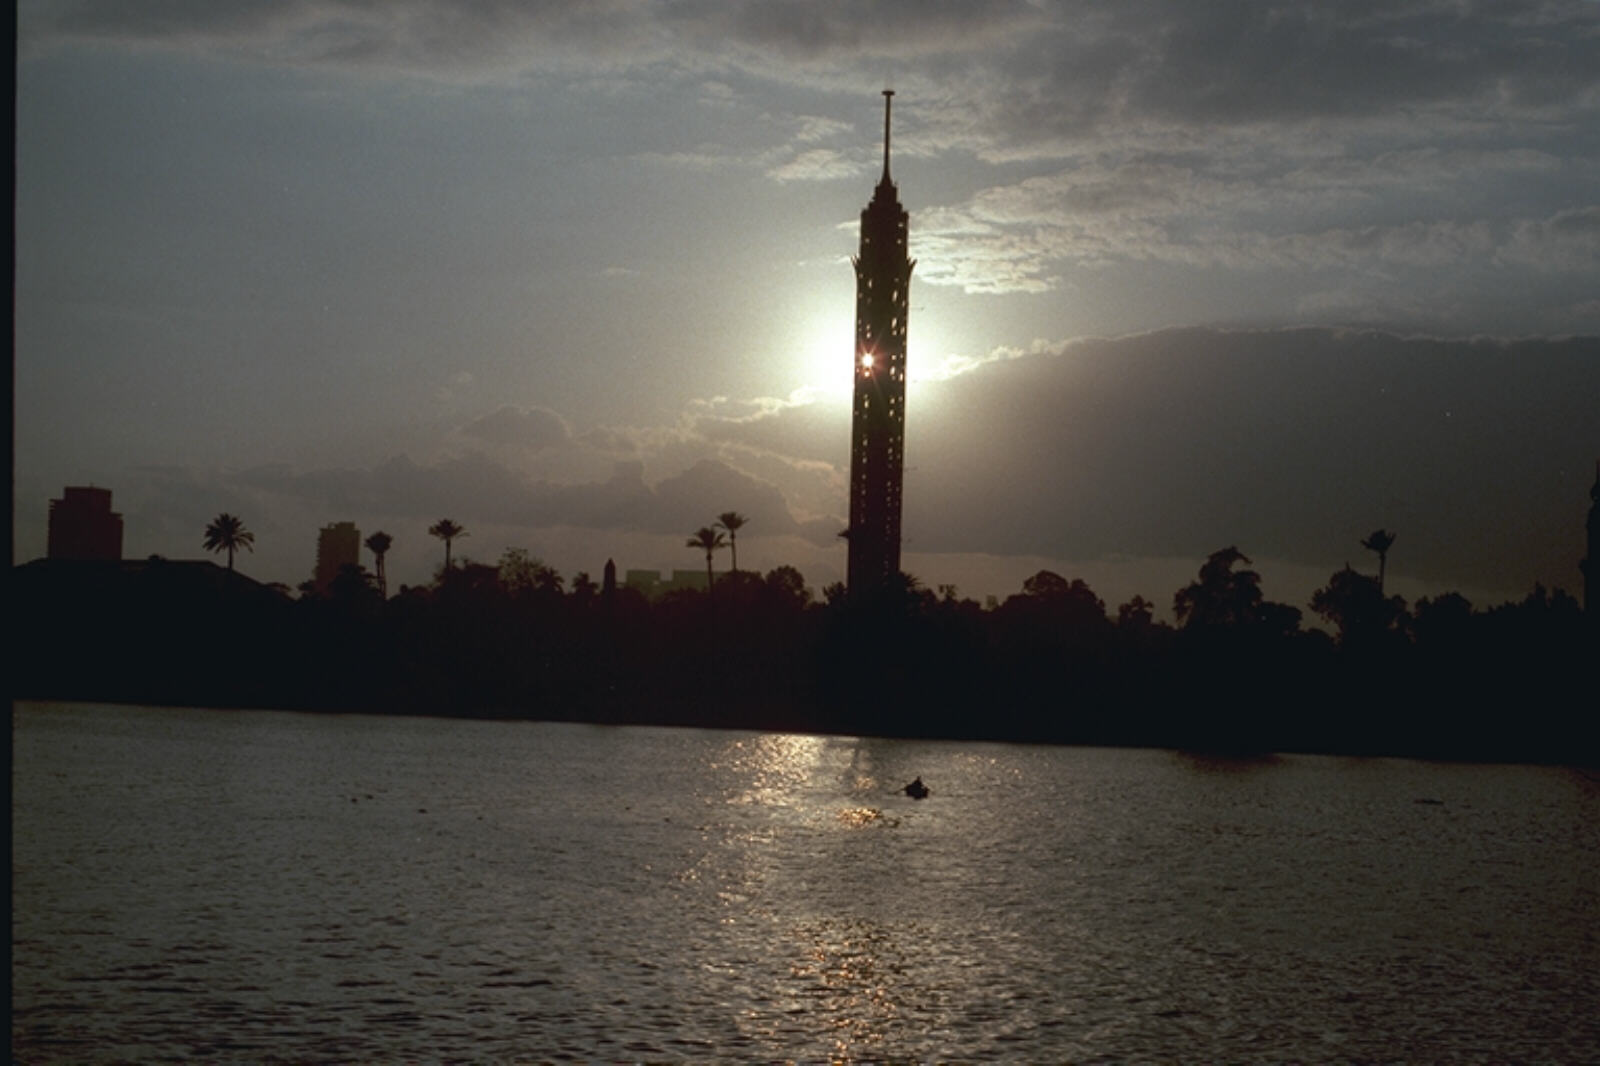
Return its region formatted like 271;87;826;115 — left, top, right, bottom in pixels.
881;89;894;183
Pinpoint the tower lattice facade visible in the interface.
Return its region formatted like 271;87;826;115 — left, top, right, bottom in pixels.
847;91;915;595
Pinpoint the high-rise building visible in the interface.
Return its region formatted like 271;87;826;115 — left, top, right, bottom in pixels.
847;91;915;596
314;521;361;594
47;486;123;561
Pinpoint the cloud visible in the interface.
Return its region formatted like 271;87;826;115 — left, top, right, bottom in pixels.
689;393;851;466
682;327;1600;599
22;0;670;78
19;4;1599;608
19;0;1047;80
299;329;1578;599
972;2;1600;146
25;0;1597;319
1502;206;1600;270
648;458;814;540
1279;147;1565;196
27;327;1596;605
432;371;475;408
766;148;865;183
33;3;1595;134
793;114;853;143
635;147;750;173
223;439;840;548
908;138;1599;291
460;405;571;450
899;328;1600;592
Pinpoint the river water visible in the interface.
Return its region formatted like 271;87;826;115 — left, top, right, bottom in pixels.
12;701;1600;1062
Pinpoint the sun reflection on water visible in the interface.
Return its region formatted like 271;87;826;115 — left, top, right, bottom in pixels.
835;807;886;828
783;918;927;1062
712;733;828;809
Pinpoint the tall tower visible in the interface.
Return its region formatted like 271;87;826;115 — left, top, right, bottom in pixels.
847;91;915;596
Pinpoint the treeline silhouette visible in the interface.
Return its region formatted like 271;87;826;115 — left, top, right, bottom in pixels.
12;546;1594;764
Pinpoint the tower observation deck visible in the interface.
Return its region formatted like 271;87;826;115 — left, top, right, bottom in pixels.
847;91;915;596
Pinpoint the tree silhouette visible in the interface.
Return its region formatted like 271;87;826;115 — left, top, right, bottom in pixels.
1021;569;1073;599
1117;595;1156;630
715;511;748;572
880;570;936;617
1174;547;1262;628
1413;591;1474;649
1310;566;1406;648
364;531;393;599
763;565;811;609
327;563;381;612
499;547;562;598
1362;529;1397;593
428;519;467;570
686;526;727;593
1018;571;1109;629
203;513;255;572
996;571;1112;667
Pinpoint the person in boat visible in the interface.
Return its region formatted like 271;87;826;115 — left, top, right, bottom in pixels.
904;777;929;799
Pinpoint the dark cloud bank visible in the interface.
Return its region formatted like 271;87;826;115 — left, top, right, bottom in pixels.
30;1;1598;129
244;328;1597;599
895;329;1596;595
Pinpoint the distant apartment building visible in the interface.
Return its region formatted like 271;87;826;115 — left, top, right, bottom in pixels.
47;486;123;561
314;522;361;594
624;568;710;599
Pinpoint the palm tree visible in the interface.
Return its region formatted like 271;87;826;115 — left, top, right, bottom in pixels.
203;512;255;572
428;519;467;570
1361;529;1396;594
364;531;393;598
686;526;727;593
715;511;748;572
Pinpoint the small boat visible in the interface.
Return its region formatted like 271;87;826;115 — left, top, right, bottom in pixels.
903;777;929;800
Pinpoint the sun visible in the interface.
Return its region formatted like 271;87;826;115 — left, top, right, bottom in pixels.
795;307;858;398
786;288;959;400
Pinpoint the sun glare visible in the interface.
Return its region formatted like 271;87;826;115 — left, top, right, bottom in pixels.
796;309;857;397
791;295;960;399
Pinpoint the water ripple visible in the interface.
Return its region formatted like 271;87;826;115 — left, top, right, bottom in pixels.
13;704;1600;1061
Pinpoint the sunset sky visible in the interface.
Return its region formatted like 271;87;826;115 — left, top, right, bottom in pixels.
15;1;1600;612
